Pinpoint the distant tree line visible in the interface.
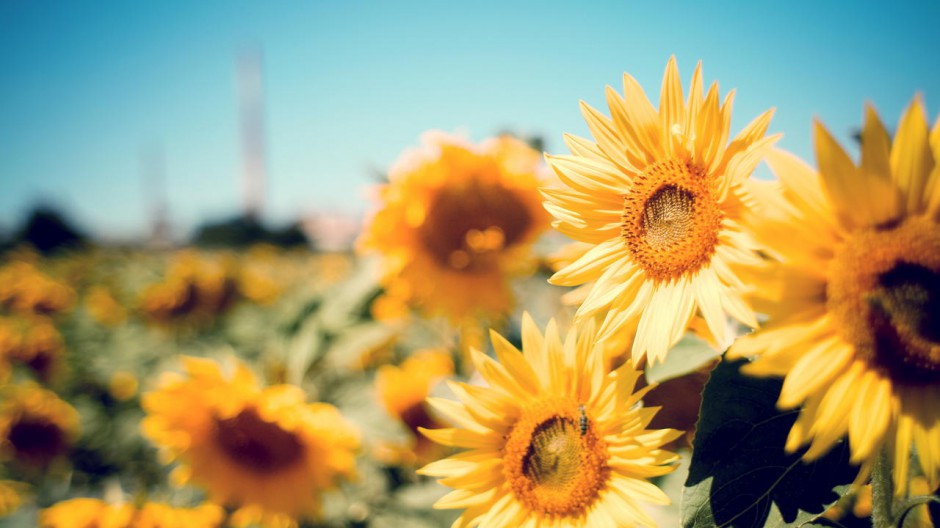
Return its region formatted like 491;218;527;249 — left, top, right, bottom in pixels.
1;205;312;254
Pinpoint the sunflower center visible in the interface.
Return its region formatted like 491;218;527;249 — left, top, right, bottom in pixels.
214;407;304;474
827;216;940;384
622;159;722;282
503;398;607;517
8;416;67;464
418;177;532;273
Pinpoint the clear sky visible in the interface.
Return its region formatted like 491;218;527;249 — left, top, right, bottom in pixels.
1;1;938;240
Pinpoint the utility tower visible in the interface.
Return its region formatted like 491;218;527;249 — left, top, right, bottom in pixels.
236;45;267;220
141;142;171;247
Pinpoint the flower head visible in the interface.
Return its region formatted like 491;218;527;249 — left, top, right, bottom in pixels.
141;356;359;524
359;133;550;321
728;96;940;494
375;349;453;464
544;57;777;365
0;382;79;468
419;314;680;527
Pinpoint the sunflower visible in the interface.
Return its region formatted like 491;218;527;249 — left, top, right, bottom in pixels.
0;315;65;383
0;480;27;518
358;133;550;322
39;498;134;528
727;97;940;494
39;499;223;528
543;57;777;365
141;356;359;524
375;348;453;464
418;313;680;527
85;285;127;327
0;382;79;467
138;251;240;326
0;261;75;316
134;502;225;528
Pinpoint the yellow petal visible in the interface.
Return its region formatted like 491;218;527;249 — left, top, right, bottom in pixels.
545;153;628;196
659;55;685;156
581;98;638;174
622;72;664;160
890;95;934;215
563;133;604;158
860;103;892;181
549;238;625;286
605;86;654;169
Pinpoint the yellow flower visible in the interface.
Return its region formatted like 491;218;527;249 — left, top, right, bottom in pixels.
0;382;79;467
375;349;453;464
85;285;127;327
0;480;27;518
134;502;225;528
543;57;777;365
418;314;680;527
39;498;134;528
40;499;224;528
108;370;139;402
0;261;74;316
0;315;65;383
359;133;550;321
138;251;240;325
141;356;359;524
728;97;940;494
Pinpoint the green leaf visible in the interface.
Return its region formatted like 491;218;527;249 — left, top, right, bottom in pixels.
682;358;858;528
647;332;722;384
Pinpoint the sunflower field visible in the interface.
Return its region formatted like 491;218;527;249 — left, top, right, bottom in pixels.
1;57;939;528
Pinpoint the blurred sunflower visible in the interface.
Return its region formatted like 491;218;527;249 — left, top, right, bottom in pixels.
84;285;127;327
39;498;134;528
141;356;359;524
135;502;225;528
40;499;224;528
359;133;550;322
543;57;777;365
138;251;240;325
0;382;79;468
418;314;680;526
0;480;27;518
375;348;453;465
728;97;940;494
0;315;65;383
0;261;75;316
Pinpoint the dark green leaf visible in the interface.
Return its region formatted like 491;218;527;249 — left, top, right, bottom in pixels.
683;358;858;528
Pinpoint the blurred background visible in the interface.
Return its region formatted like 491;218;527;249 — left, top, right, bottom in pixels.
2;0;938;249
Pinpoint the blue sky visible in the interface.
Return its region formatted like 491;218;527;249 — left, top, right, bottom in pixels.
1;1;938;240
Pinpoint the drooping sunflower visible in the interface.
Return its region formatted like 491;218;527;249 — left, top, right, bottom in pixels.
418;314;680;527
0;382;79;468
543;57;777;365
727;97;940;494
141;356;359;524
358;133;551;322
375;348;453;465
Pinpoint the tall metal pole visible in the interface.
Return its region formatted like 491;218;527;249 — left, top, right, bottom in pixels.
236;45;266;221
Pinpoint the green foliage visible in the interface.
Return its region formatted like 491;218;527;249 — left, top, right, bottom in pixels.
683;359;858;528
191;214;310;248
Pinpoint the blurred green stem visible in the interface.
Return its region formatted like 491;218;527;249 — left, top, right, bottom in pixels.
870;448;895;528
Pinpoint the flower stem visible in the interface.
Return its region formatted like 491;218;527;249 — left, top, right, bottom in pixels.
870;448;895;528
